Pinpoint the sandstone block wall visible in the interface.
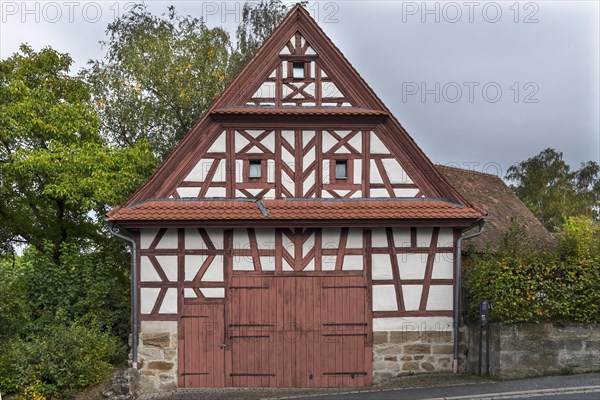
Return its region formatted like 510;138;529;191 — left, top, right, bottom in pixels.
137;321;178;392
373;329;459;382
466;323;600;378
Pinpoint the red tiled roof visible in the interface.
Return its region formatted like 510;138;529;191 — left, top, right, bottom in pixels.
211;107;388;116
107;199;483;222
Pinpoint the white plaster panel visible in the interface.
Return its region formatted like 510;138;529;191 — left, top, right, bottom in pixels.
394;188;420;197
140;288;160;314
206;131;226;153
321;255;336;271
310;61;316;76
322;189;334;198
322;228;340;248
398;253;428;279
200;288;225;298
159;288;178;313
282;84;293;97
383;158;412;184
255;228;275;250
201;258;224;282
207;229;223;249
346;228;363;248
253;82;276;99
183;288;196;298
184;255;206;281
370;188;388;197
176;187;200;198
282;258;294;272
213;159;227;182
302;233;315;258
303;149;315;167
260;131;275;152
350;190;362;198
269;68;277;78
266;159;276;183
282;171;295;197
334;189;350;197
235;159;244;183
343;255;363;270
438;228;454;248
371;228;388;248
321;69;328;78
205;187;227;197
372;254;393;279
392;228;411;247
426;286;454;311
141;320;177;333
370;132;389;154
233;254;254;271
322;131;336;152
140;256;161;282
279;45;291;55
303;171;315;196
372;285;398;311
354;160;362;183
184;159;216;182
140;229;158;249
282;232;294;255
155;256;178;282
306;46;316;55
303;259;315;271
431;254;454;280
417;227;434;247
402;285;423;311
370;160;383;184
334;145;350;154
260;256;276;271
233;229;250;252
235;135;250;152
185;229;204;249
322;82;343;98
156;229;178;249
372;317;453;331
348;133;361;152
304;83;316;97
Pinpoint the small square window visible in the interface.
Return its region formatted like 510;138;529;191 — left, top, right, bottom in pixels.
335;160;348;180
249;160;261;179
292;62;305;79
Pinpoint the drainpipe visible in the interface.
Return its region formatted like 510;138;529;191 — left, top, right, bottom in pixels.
107;221;139;369
453;219;485;374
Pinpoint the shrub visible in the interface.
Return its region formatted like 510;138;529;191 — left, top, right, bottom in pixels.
464;218;600;324
0;323;126;398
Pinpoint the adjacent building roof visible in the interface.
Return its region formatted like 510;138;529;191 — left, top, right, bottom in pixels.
436;165;556;252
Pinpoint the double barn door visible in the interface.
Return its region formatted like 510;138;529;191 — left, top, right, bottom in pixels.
179;275;372;387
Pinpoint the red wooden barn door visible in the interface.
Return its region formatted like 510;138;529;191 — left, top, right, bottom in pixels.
226;275;371;388
179;304;225;387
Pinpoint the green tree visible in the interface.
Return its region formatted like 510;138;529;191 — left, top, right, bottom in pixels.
85;1;294;159
0;45;156;262
506;148;600;231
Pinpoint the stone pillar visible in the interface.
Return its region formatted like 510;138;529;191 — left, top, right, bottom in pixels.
137;321;178;392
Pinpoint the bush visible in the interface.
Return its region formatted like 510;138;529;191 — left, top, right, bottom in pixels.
0;323;126;398
464;217;600;324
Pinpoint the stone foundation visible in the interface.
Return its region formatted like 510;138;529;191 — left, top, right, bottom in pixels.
137;321;178;392
373;329;460;382
466;323;600;378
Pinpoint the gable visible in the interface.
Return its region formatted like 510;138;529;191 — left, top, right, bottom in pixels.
246;31;353;107
115;5;474;211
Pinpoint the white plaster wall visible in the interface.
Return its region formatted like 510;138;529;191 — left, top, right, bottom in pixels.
372;228;388;247
438;228;454;247
426;286;454;311
155;229;178;249
346;228;363;248
432;254;454;280
159;289;178;313
370;132;389;154
392;228;411;247
184;255;206;281
373;316;453;331
140;229;159;250
140;256;161;282
373;285;398;311
200;288;225;298
372;254;393;279
398;253;428;279
342;255;363;270
417;227;434;247
321;255;336;271
140;288;160;314
155;256;177;281
141;320;177;333
402;285;423;311
176;187;200;198
252;82;276;99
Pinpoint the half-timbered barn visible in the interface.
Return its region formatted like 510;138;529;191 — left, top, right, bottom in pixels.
107;4;485;391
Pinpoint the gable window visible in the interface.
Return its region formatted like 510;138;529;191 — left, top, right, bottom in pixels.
249;160;262;179
335;160;348;180
292;62;305;79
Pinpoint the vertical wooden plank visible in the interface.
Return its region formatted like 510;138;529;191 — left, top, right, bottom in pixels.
363;130;370;197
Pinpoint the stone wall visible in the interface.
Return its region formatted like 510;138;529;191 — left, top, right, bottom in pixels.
373;329;462;382
466;323;600;378
137;321;178;392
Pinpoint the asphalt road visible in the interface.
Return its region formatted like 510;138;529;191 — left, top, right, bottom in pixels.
286;373;600;400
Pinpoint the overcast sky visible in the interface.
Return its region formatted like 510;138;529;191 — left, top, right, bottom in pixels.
1;0;598;178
